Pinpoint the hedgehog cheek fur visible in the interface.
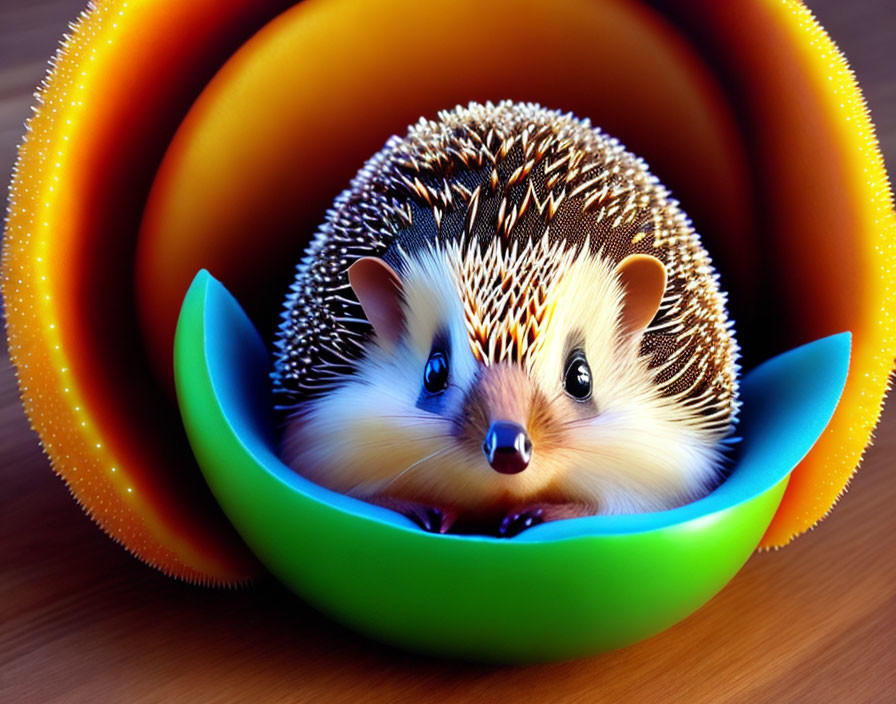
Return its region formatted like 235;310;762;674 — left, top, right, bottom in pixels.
278;249;482;508
278;247;552;513
527;249;729;515
281;239;727;518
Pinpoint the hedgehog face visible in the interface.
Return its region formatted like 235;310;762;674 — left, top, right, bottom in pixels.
281;238;723;517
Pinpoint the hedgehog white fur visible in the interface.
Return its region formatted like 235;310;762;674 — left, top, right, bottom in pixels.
272;101;740;535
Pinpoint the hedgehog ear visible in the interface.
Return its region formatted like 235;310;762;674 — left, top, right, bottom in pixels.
615;254;667;334
347;257;405;346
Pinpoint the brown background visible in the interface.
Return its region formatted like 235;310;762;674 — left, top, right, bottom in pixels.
1;1;894;702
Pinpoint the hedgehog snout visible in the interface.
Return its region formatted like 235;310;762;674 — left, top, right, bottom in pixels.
482;421;532;474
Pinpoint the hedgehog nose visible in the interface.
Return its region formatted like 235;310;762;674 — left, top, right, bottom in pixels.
483;421;532;474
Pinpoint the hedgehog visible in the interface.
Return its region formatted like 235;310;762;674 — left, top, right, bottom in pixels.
271;101;740;537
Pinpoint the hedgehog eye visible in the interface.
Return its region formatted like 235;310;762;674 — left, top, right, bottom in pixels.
423;351;449;394
563;351;592;401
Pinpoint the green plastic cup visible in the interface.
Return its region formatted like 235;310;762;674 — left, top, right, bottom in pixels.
174;270;849;662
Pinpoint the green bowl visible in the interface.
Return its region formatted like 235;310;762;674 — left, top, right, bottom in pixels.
174;269;849;663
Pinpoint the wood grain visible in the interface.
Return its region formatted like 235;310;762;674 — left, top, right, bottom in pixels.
1;1;893;702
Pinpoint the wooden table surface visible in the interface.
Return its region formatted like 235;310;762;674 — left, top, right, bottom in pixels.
1;1;894;702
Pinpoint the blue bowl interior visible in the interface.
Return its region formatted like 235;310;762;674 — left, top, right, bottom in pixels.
198;270;850;542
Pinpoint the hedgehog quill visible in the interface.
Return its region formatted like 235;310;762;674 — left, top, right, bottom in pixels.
272;101;740;537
